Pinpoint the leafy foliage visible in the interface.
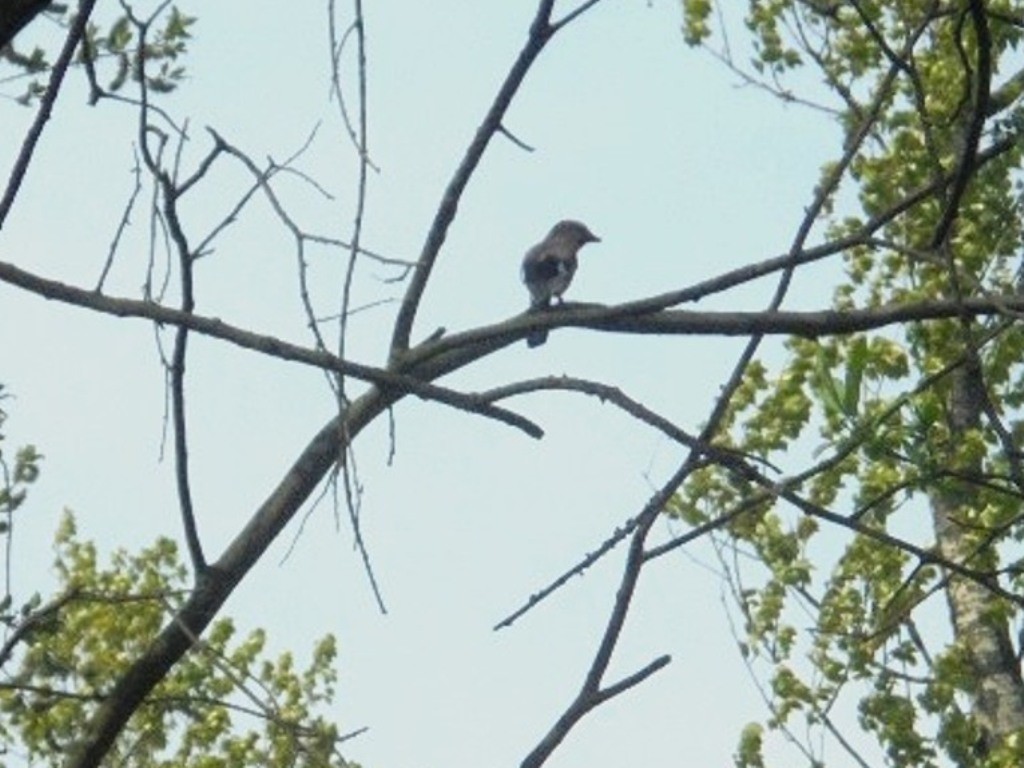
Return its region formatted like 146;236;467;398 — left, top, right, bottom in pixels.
0;512;354;768
678;2;1024;766
0;385;41;532
2;3;194;105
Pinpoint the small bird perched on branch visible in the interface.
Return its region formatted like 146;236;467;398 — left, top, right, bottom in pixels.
521;219;600;347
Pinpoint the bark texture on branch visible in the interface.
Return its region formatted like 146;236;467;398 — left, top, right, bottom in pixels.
931;365;1024;753
65;391;393;768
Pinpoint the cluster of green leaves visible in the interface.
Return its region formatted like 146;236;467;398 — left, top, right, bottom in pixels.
0;512;354;768
679;2;1024;766
0;385;44;644
2;3;194;105
81;5;195;96
0;385;41;532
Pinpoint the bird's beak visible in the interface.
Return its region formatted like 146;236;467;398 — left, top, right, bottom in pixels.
588;233;601;243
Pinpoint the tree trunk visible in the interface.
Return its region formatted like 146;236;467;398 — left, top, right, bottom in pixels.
931;364;1024;753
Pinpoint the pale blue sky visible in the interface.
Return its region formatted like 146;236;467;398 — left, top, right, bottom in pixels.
0;1;866;766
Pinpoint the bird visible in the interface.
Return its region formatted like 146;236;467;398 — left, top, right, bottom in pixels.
521;219;600;347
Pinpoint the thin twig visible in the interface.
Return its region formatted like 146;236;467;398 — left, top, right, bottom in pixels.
95;150;143;292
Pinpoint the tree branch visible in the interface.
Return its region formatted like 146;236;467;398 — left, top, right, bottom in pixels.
0;258;543;437
388;0;559;355
0;0;97;228
425;293;1024;353
0;0;53;50
65;392;388;768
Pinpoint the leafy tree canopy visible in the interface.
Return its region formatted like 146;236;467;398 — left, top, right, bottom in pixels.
677;1;1024;766
0;391;350;768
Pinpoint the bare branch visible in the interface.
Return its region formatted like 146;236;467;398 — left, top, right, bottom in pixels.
550;0;608;31
388;0;560;355
519;655;670;768
65;389;386;767
95;150;144;292
0;0;98;227
497;124;536;152
424;292;1024;353
494;511;644;631
124;18;209;576
595;654;671;703
0;259;544;437
0;0;54;50
519;474;673;767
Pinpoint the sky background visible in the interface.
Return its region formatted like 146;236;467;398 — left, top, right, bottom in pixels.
0;1;871;766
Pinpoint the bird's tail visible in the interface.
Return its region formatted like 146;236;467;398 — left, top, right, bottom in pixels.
526;298;550;348
526;329;548;348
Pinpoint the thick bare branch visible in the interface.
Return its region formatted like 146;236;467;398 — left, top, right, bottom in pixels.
64;395;384;768
424;293;1024;354
0;259;542;437
0;0;50;49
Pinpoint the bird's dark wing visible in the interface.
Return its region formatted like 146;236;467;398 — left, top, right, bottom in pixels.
522;250;562;283
522;250;577;284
